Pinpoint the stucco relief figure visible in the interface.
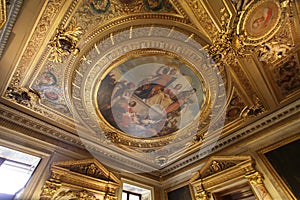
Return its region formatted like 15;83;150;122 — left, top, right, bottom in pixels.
232;0;251;12
258;42;293;63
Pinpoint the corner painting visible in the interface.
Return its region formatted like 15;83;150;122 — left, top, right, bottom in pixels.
97;55;204;139
244;1;280;40
273;56;300;97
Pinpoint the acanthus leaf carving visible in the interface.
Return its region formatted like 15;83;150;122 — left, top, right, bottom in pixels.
48;17;82;63
53;189;98;200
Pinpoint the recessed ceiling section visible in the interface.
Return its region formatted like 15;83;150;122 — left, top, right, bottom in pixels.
69;24;228;171
1;0;299;178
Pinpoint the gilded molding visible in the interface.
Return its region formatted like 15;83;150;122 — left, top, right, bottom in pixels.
228;60;257;99
40;159;120;200
195;191;209;200
0;0;5;29
245;171;273;200
190;156;272;200
0;103;84;148
10;0;64;87
186;0;218;38
258;135;300;199
245;171;264;185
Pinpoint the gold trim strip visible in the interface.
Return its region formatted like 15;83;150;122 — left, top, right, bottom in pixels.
0;0;6;29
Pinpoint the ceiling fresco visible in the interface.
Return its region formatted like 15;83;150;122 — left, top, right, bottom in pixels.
97;55;203;138
0;0;300;178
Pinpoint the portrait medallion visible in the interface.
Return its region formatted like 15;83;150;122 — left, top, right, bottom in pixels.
238;0;283;44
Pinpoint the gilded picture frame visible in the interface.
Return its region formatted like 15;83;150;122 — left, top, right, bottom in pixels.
258;135;300;200
94;50;207;149
237;0;284;45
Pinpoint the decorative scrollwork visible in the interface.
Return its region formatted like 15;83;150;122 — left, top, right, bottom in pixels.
48;18;82;63
207;8;249;66
40;181;62;199
245;171;263;185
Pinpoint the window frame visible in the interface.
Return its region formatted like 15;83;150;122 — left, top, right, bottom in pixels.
0;126;53;200
122;190;142;200
120;178;155;200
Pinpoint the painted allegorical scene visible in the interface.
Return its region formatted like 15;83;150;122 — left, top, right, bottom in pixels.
97;56;204;138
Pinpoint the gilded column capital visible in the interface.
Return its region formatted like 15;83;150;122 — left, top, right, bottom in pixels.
195;191;210;200
245;171;263;185
245;171;272;200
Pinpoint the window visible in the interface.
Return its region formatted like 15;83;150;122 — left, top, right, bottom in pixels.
0;146;41;198
122;190;141;200
122;182;152;200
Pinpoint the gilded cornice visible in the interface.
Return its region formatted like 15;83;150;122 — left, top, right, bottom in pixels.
0;0;23;57
159;99;300;178
0;103;84;150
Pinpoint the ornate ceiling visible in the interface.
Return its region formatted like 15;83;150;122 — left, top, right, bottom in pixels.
0;0;299;180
